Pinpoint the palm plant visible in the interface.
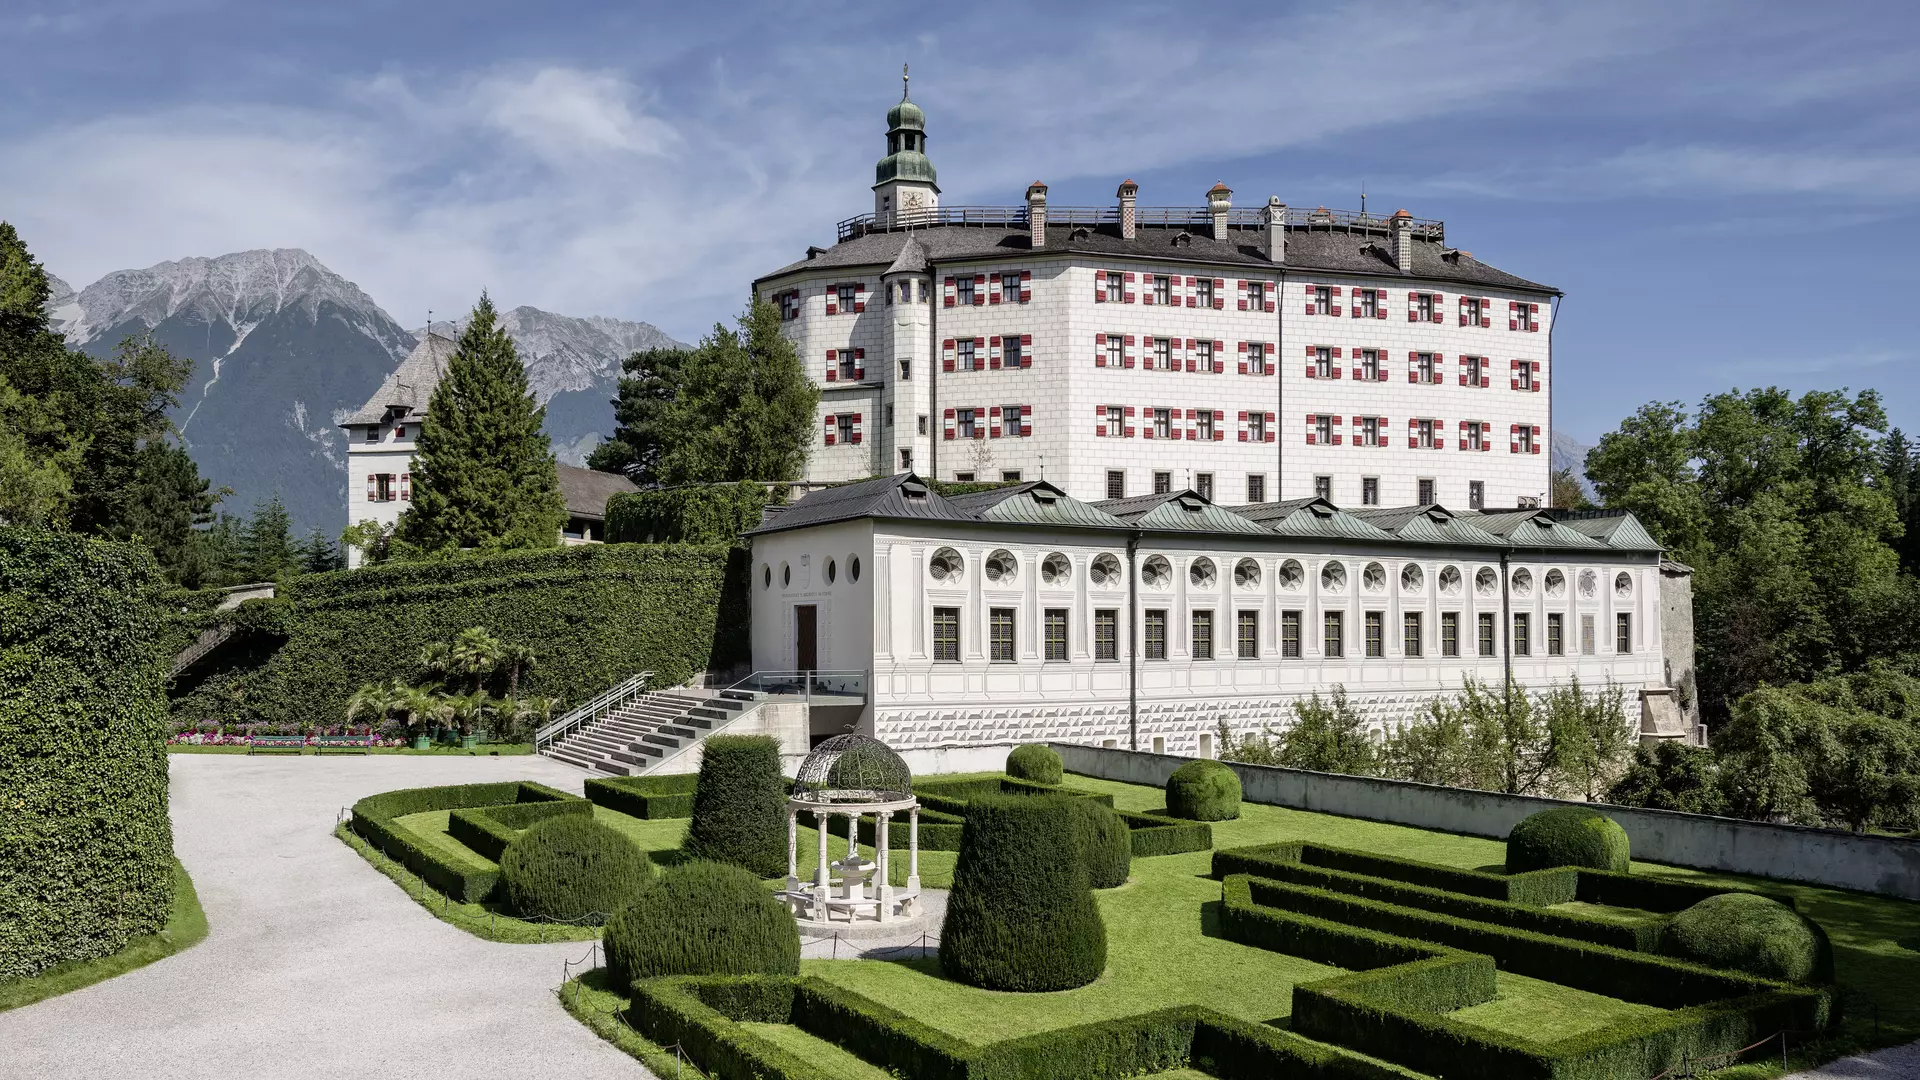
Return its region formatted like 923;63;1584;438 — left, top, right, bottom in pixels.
504;695;561;742
417;641;455;685
344;681;392;730
450;627;507;692
500;642;538;696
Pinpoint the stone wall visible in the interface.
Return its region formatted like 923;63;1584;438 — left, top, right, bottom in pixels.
1051;742;1920;901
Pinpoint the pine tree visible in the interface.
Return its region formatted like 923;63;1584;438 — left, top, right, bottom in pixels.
296;527;342;574
400;294;565;551
238;493;295;582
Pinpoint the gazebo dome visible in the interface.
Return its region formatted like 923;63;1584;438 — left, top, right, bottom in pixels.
793;733;913;804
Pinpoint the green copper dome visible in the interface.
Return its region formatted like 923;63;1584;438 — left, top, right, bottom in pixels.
875;67;938;189
887;97;926;132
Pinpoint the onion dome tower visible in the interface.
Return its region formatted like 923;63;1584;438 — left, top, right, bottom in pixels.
873;64;940;223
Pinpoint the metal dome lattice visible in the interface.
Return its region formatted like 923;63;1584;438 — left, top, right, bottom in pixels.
793;734;913;804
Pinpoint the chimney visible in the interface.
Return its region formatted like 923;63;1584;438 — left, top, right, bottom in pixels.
1207;182;1232;240
1264;196;1287;263
1390;209;1414;273
1116;179;1138;240
1026;181;1048;250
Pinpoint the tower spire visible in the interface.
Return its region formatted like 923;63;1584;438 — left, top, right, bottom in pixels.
902;62;910;101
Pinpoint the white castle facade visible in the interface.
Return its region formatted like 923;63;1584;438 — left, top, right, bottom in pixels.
755;83;1555;511
747;83;1697;756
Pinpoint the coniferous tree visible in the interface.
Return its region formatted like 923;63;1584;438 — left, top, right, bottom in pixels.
296;527;342;574
237;493;295;581
586;347;686;483
400;294;565;552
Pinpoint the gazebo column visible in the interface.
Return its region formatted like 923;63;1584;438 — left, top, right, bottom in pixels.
786;808;799;894
814;807;831;911
876;810;893;921
908;806;921;891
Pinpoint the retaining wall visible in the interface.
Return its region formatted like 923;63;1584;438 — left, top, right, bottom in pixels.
1049;742;1920;901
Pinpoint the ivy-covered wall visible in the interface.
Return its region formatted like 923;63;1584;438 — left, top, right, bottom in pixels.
1;529;174;981
170;543;746;732
604;481;772;545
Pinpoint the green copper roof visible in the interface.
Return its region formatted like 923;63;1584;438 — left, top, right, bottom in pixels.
1555;511;1665;552
1467;510;1608;548
887;97;925;132
1233;498;1397;541
1347;505;1505;546
951;482;1125;529
875;81;937;188
1096;492;1270;535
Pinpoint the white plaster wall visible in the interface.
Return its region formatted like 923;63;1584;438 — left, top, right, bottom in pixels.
343;433;419;568
748;519;877;676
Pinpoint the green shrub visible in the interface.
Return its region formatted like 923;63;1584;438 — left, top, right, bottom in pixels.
498;815;652;923
1661;892;1831;983
1167;759;1242;821
170;543;742;732
349;780;576;901
1506;806;1631;873
604;861;799;983
1065;798;1132;888
448;798;592;862
939;794;1107;991
604;482;771;544
1005;743;1063;785
0;529;173;981
684;735;789;877
585;773;698;819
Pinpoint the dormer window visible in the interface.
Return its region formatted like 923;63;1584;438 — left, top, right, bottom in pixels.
365;426;378;443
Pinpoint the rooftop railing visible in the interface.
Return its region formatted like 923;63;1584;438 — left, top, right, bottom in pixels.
836;205;1443;243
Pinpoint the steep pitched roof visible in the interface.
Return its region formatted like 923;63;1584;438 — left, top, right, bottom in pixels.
1228;498;1396;541
1346;505;1506;546
1095;491;1269;534
556;464;636;521
1553;510;1665;552
946;482;1126;528
749;473;978;534
340;333;457;426
1465;510;1608;548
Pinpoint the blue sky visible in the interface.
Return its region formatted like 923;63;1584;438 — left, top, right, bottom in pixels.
4;0;1917;444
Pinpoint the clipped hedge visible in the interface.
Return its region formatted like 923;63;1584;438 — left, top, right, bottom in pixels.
1506;806;1631;874
1662;893;1832;983
1166;759;1241;821
500;815;654;924
912;774;1208;858
685;735;788;877
627;975;1423;1080
448;798;593;862
1005;743;1063;785
0;529;173;982
604;861;800;984
170;543;742;732
349;780;576;902
584;773;698;819
940;794;1107;992
1066;798;1132;888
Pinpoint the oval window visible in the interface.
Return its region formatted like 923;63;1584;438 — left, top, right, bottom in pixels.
1439;565;1461;594
1090;553;1122;588
1321;562;1347;592
1544;569;1565;597
1234;558;1261;590
1615;571;1633;599
1475;567;1497;595
1041;552;1071;586
850;556;862;583
1511;568;1533;597
1362;562;1386;592
1190;557;1217;589
826;559;837;584
1401;564;1424;592
985;549;1017;584
1579;569;1598;599
929;547;963;582
782;563;791;587
762;564;771;589
1141;555;1172;588
1278;559;1304;590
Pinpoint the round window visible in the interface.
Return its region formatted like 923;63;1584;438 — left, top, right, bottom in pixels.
1439;565;1461;594
1475;567;1497;595
985;549;1017;584
1141;555;1172;588
1401;564;1424;592
1190;557;1217;589
1041;552;1071;586
1278;559;1304;590
1090;554;1122;588
929;547;963;582
1234;558;1261;590
1362;562;1386;592
1321;562;1347;592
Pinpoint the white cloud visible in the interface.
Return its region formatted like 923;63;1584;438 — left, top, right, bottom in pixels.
476;68;679;162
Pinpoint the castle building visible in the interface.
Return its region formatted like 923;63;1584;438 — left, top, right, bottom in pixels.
754;78;1557;510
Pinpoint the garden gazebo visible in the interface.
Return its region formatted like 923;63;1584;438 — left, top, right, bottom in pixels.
780;734;921;925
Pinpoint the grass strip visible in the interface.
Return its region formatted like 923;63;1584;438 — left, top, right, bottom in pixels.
559;967;715;1078
334;822;597;943
0;859;208;1012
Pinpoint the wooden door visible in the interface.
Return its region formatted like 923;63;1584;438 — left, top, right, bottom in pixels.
795;605;818;671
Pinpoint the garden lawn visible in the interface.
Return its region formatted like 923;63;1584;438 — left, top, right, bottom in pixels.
0;860;208;1012
1447;973;1661;1042
740;1023;897;1079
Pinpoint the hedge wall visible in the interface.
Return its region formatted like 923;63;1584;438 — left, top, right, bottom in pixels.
349;781;577;902
604;482;771;545
447;799;594;862
585;773;699;819
171;543;742;732
0;529;174;982
911;774;1210;857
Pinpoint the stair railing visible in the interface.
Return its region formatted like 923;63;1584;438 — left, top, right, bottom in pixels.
536;671;653;755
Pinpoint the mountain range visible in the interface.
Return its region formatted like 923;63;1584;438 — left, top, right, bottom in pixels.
47;249;682;534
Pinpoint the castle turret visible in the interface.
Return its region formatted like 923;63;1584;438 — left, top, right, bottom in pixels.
873;65;939;224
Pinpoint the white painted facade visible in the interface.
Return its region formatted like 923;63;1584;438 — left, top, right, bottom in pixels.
343;421;419;566
757;92;1555;511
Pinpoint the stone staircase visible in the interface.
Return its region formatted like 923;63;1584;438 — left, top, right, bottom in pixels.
543;688;769;776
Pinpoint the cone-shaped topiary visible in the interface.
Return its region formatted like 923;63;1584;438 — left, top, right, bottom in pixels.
1661;892;1832;983
499;815;653;924
1006;743;1063;785
1166;759;1241;821
603;860;800;985
1065;797;1132;888
1505;806;1631;873
684;734;788;878
940;794;1107;991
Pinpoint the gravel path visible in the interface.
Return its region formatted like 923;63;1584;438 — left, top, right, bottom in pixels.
1786;1040;1920;1079
0;753;652;1080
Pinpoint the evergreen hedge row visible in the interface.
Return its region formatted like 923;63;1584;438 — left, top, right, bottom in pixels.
171;544;742;732
603;861;799;984
499;815;654;924
447;798;593;862
684;735;789;878
0;529;174;982
912;774;1210;857
584;773;699;819
348;781;576;901
604;482;771;545
626;975;1425;1080
1220;873;1834;1080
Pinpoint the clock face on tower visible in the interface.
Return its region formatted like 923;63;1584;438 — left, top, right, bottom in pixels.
902;190;926;210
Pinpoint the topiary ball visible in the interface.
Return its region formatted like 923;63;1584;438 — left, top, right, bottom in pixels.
1006;743;1063;785
684;734;788;878
1505;806;1630;873
603;860;800;985
939;794;1107;991
1166;760;1241;821
1661;892;1830;983
499;815;652;925
1064;798;1131;888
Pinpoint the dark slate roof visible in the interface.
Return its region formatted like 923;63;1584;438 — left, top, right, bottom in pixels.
747;473;978;535
340;333;457;426
758;222;1553;294
557;464;636;521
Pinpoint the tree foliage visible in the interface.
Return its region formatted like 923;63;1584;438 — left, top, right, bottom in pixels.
591;300;818;484
400;293;565;553
1276;687;1381;776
